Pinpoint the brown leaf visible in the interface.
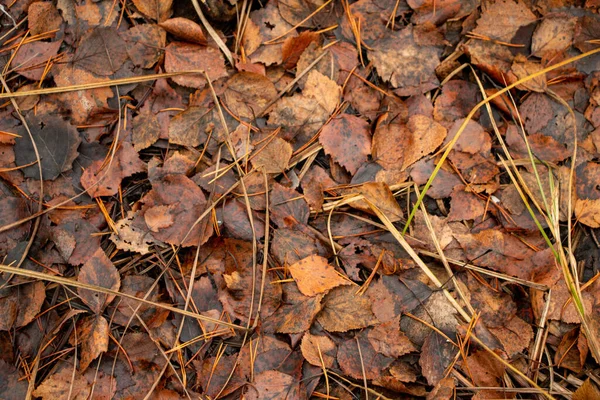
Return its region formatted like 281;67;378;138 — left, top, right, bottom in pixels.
122;24;166;68
366;276;432;323
165;42;227;88
282;31;321;69
140;174;213;247
110;211;160;255
288;255;351;296
132;111;161;151
168;106;212;147
337;332;394;380
555;326;588;373
266;284;323;334
32;364;90;399
351;181;404;222
245;3;295;65
51;65;114;124
71;315;109;371
28;2;62;36
0;281;45;330
369;26;441;96
0;360;28;400
270;183;310;228
448;186;485;222
251;137;293;174
317;285;379;332
368;318;417;358
573;379;600;400
419;331;456;386
159;17;207;44
77;248;120;315
462;350;506;396
80;141;146;198
488;316;533;357
511;57;547;92
13;41;62;81
224;72;278;120
14;115;81;181
300;332;336;368
74;27;129;76
245;370;300;400
320;114;371;175
575;162;600;227
427;377;456;400
472;0;536;42
132;0;172;22
532;15;577;58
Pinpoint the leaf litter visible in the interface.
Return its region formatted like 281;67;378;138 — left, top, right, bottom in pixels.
1;0;600;399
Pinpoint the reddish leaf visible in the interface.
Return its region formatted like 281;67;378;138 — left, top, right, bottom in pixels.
78;248;120;314
13;40;62;81
159;17;207;45
320;114;371;175
245;370;300;400
140;174;213;247
419;331;456;386
282;31;320;69
28;2;63;36
268;284;323;334
80;141;146;198
165;42;227;88
368;317;417;358
132;111;161;151
472;0;536;42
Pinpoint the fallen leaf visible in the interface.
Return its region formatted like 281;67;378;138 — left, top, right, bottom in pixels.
132;111;161;151
245;3;295;66
14;115;81;180
80;141;146;198
317;285;379;332
419;331;456;386
245;370;300;400
472;0;536;42
165;42;228;88
300;332;336;368
251;137;293;174
368;317;417;358
337;332;394;380
121;24;166;68
532;15;577;58
72;315;109;371
140;174;213;247
78;248;120;314
573;379;600;400
13;41;62;81
370;26;441;96
168;106;212;147
159;17;207;44
223;72;278;120
132;0;172;22
288;255;351;296
28;2;63;36
320;114;371;175
268;284;323;334
74;27;129;76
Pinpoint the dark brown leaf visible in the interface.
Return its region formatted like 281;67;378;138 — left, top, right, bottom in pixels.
165;42;228;88
320;114;371;175
14;115;81;180
74;27;128;76
77;248;120;314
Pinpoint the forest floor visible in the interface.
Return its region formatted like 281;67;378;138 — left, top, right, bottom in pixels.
1;0;600;399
